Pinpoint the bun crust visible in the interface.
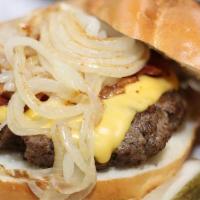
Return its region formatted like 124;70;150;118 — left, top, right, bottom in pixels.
81;0;200;76
0;181;37;200
0;143;193;200
86;157;187;200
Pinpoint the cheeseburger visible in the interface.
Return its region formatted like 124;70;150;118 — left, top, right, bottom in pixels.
0;0;198;200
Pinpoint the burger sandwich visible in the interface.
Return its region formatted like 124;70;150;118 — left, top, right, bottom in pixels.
0;0;199;199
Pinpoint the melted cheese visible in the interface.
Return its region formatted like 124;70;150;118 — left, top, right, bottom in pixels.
0;74;177;164
95;75;177;163
0;106;7;123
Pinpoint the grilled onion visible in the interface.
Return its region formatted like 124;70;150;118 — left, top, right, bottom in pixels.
2;4;149;200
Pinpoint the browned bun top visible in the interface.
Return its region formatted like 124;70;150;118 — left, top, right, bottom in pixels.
77;0;200;76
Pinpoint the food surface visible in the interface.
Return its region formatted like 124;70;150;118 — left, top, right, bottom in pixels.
0;1;198;200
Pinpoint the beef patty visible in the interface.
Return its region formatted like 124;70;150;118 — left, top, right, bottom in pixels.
107;91;186;169
0;91;186;169
96;91;186;170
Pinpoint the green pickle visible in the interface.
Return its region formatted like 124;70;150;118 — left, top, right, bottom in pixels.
173;173;200;200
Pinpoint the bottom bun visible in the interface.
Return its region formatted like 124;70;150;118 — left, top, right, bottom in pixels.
87;121;196;200
0;121;196;200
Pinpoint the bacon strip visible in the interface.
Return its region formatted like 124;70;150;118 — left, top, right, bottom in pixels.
99;65;164;99
0;96;8;106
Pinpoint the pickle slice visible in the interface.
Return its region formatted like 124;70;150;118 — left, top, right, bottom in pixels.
144;160;200;200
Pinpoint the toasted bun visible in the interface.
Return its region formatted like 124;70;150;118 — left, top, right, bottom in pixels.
77;0;200;77
87;121;196;200
0;181;36;200
0;2;198;200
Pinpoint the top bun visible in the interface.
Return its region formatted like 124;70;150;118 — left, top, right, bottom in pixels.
73;0;200;76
